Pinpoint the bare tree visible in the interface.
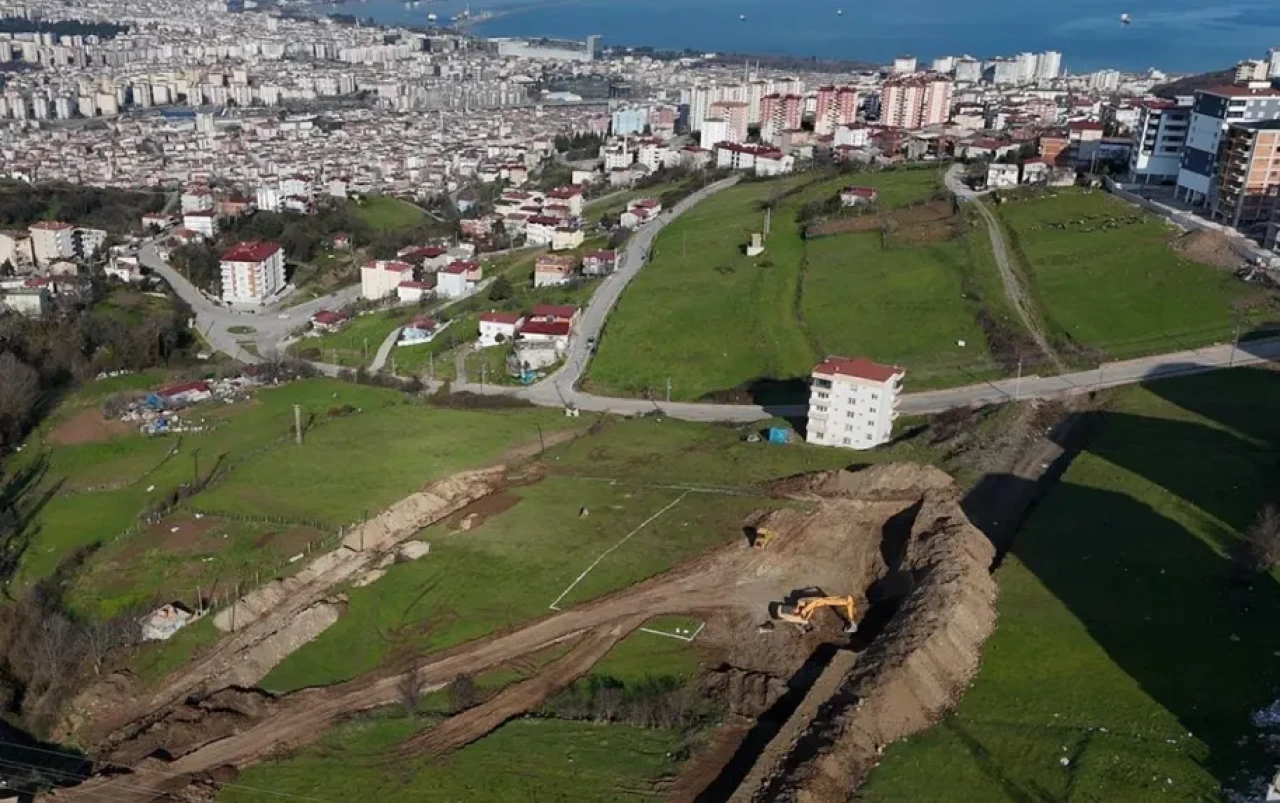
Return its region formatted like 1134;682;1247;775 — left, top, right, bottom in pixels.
447;674;478;713
0;351;39;447
1244;505;1280;573
397;668;423;714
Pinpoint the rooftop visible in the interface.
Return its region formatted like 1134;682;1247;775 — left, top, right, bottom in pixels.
221;240;282;263
813;356;904;383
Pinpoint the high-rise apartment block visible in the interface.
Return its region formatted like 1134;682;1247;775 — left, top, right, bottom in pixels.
1176;83;1280;206
220;240;285;305
878;74;953;130
1210;120;1280;233
760;94;803;142
1128;99;1192;184
813;86;859;135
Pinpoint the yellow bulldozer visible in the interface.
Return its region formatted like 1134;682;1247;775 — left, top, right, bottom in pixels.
776;595;859;634
748;527;775;548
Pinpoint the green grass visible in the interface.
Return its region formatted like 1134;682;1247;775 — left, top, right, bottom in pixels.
225;715;683;803
802;223;1008;389
862;368;1280;801
289;308;417;368
995;189;1275;362
226;325;256;335
11;378;574;616
586;168;945;401
92;289;176;327
352;195;427;232
261;413;960;691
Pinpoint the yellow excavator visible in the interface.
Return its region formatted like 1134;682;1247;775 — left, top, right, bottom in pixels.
748;527;775;548
777;595;859;633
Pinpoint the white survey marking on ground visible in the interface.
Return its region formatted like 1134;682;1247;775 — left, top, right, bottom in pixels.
638;621;707;642
548;491;689;611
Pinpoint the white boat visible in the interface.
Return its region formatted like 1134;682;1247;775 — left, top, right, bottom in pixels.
1120;12;1131;24
739;13;746;20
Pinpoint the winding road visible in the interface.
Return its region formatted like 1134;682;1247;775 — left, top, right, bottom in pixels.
147;173;1280;425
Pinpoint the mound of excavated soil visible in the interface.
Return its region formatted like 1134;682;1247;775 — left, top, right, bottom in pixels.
731;480;997;803
1172;228;1247;271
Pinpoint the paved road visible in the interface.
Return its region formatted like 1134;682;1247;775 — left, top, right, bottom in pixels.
515;177;742;408
944;165;1062;371
140;242;361;361
143;181;1280;427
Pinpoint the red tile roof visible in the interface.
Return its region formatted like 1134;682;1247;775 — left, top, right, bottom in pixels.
30;220;73;230
532;304;578;320
519;320;571;337
157;380;210;398
310;310;349;326
841;186;879;198
444;260;478;274
406;317;438;330
221;240;281;263
481;311;523;325
813;356;903;383
1205;84;1280;98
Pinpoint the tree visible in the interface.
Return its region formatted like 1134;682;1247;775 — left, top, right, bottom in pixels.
488;275;514;301
447;674;479;712
0;351;38;451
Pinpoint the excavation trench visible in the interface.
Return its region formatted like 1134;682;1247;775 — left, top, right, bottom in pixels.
45;463;999;803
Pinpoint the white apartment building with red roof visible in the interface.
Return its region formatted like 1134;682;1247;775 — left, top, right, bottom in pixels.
806;356;905;450
219;240;284;304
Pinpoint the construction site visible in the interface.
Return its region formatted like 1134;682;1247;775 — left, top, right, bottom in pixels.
39;453;1002;803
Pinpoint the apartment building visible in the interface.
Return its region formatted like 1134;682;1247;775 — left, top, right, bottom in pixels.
29;220;74;265
813;86;859;136
805;356;905;451
759;94;802;143
1176;83;1280;206
219;240;284;305
878;74;953;130
708;100;749;143
360;259;414;300
1210;120;1280;233
1128;98;1192;184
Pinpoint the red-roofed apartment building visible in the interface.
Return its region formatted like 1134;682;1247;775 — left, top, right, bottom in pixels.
479;311;525;348
361;260;415;300
220;240;284;304
806;356;905;450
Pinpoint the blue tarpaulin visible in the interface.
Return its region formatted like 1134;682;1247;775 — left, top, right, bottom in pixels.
767;427;790;444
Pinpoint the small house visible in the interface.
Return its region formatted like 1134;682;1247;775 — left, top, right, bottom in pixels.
839;186;880;207
398;317;440;345
310;309;350;333
518;319;572;350
582;250;617;276
479;311;525;348
534;254;577;288
986;163;1021;189
530;304;580;328
438;261;481;299
397;280;435;304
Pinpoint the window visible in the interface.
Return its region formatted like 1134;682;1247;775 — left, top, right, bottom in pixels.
870;392;879;400
842;437;851;445
814;405;827;413
815;391;829;400
865;434;873;441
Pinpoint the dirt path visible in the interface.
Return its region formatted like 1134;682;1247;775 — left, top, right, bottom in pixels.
48;464;997;803
396;617;644;758
968;197;1063;372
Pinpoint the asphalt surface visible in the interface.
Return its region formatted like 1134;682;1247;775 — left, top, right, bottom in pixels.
145;181;1280;425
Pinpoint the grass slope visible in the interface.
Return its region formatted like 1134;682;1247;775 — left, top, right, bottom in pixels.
996;190;1273;361
225;716;682;803
586;169;948;401
352;195;427;232
861;368;1280;801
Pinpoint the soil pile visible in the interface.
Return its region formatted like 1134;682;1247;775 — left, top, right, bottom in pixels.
731;480;997;802
1172;228;1248;271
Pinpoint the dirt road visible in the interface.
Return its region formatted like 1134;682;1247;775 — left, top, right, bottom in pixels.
945;165;1063;372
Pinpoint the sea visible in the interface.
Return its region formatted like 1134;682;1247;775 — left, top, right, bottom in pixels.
310;0;1280;74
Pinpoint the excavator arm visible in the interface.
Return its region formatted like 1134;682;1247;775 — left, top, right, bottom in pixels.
777;595;858;633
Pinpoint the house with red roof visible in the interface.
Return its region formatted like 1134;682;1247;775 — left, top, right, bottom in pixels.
438;261;482;299
582;250;617;276
839;186;880;207
529;304;579;328
360;259;415;301
806;356;905;451
479;310;525;348
517;318;572;348
309;309;350;333
397;279;435;304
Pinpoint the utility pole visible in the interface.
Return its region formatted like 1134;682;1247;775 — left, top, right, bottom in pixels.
294;404;303;445
391;355;397;377
536;422;545;453
481;363;488;390
1229;320;1241;367
429;352;435;380
363;337;369;360
192;449;200;485
666;377;672;403
1014;358;1022;401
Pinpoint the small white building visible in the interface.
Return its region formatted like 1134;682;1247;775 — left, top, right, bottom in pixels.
840;186;880;207
397;280;433;304
534;255;576;288
546;186;585;217
806;356;905;451
1021;158;1050;184
182;211;217;240
478;311;525;347
219;240;284;305
0;287;51;317
551;226;585;251
180;187;214;213
986;163;1021;189
360;260;414;301
437;261;481;299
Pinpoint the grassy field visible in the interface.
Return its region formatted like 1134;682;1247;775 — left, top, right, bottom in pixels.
861;368;1280;801
260;413;952;691
995;190;1275;363
801;219;1013;389
225;714;684;803
585;168;955;401
352;195;428;232
10;377;575;617
289;307;419;368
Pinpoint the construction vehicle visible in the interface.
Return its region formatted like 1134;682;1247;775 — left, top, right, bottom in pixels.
748;527;775;548
777;595;859;633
